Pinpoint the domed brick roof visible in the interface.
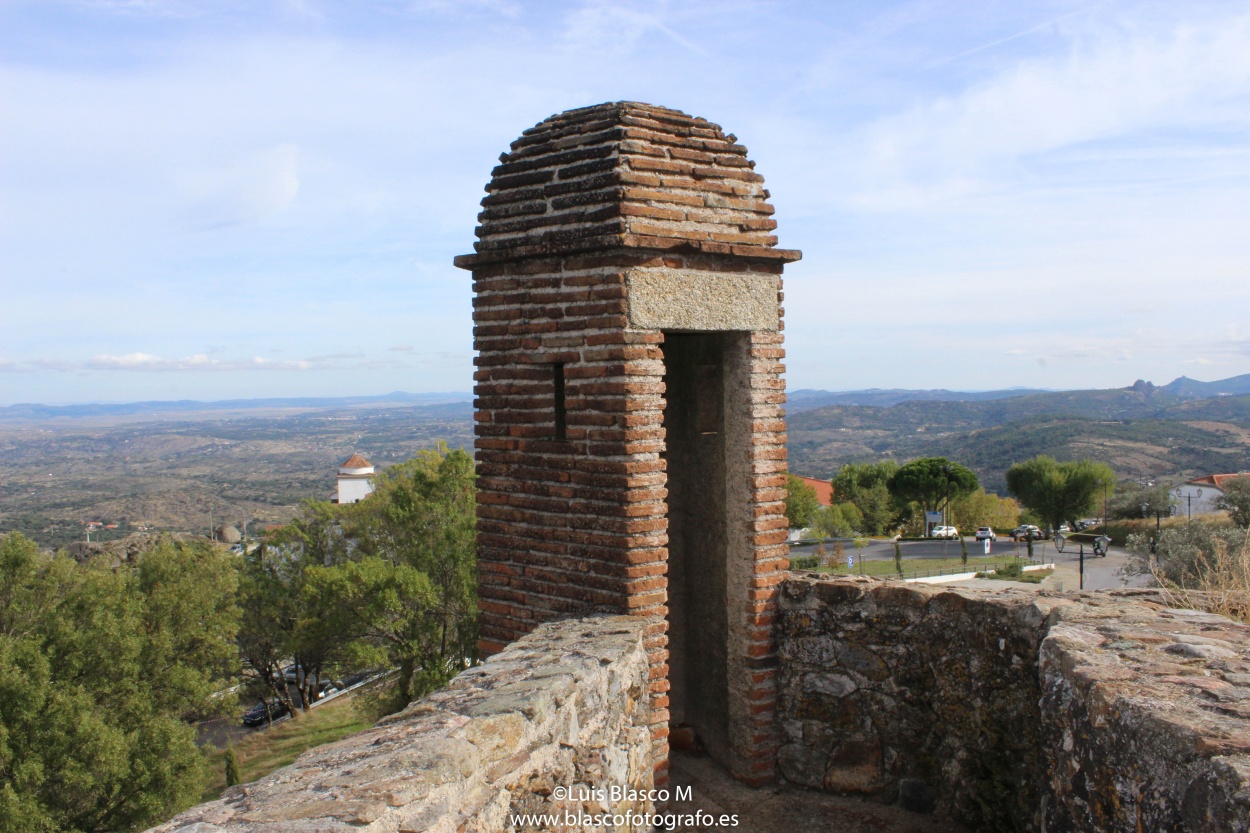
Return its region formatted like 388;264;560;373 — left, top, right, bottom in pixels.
455;101;800;267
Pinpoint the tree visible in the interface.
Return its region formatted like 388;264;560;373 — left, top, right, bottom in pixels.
832;461;899;535
950;489;1021;532
1005;456;1116;532
1107;479;1175;521
784;475;820;530
810;502;862;538
887;458;979;514
832;460;897;504
308;445;477;705
1217;475;1250;528
238;499;355;718
224;744;241;788
236;541;310;719
0;532;239;832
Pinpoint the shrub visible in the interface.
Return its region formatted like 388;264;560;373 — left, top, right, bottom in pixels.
1127;524;1250;622
225;744;241;787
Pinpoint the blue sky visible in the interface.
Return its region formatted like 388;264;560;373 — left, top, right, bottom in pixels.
2;0;1249;405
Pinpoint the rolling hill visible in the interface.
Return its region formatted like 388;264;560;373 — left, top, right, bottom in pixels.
3;374;1248;548
787;387;1250;492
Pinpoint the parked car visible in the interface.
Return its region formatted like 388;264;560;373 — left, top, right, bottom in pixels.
930;526;959;539
1011;525;1042;541
242;699;290;727
975;527;996;542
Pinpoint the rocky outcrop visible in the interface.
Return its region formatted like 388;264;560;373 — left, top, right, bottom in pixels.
149;615;656;833
777;576;1250;832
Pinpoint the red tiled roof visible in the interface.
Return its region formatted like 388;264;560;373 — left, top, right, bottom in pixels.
1187;473;1250;490
798;476;833;507
340;453;372;469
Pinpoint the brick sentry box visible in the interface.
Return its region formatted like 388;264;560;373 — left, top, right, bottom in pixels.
455;102;801;786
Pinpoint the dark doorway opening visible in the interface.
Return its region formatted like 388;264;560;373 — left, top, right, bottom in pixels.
662;331;730;765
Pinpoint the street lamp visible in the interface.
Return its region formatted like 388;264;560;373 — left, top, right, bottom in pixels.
1174;488;1203;522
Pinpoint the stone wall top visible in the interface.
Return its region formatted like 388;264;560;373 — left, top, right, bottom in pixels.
454;101;801;268
150;615;656;833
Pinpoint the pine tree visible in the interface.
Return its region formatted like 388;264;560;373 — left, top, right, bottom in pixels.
225;743;241;787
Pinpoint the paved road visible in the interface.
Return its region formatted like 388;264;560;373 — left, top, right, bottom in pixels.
790;536;1154;591
1042;545;1151;591
790;536;1056;563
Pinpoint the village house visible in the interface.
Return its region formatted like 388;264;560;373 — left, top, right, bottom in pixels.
333;453;375;504
1175;472;1248;516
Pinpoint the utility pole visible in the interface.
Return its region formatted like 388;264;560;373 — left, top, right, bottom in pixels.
1102;480;1108;532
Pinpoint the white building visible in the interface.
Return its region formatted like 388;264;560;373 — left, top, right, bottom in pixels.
334;453;376;504
1174;473;1247;517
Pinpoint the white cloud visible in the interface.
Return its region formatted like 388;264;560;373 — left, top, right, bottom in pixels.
855;12;1250;207
77;352;382;372
2;349;466;376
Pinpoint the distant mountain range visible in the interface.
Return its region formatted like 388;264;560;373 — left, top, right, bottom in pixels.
0;391;473;423
786;373;1250;412
1157;374;1250;397
6;374;1247;423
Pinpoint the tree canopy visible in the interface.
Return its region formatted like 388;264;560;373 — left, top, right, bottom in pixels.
308;445;477;703
1107;479;1175;521
0;444;478;831
950;488;1021;532
831;461;898;504
784;475;821;530
886;457;979;513
1217;475;1250;528
1004;456;1116;531
831;461;898;535
0;533;239;832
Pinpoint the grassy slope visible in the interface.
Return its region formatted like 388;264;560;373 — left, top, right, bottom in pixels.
200;694;371;802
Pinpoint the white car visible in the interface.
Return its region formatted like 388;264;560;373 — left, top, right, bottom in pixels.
930;526;959;539
975;527;996;542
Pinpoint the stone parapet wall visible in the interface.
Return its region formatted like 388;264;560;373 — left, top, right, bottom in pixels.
149;615;656;833
1039;598;1250;832
777;575;1250;832
777;576;1050;830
